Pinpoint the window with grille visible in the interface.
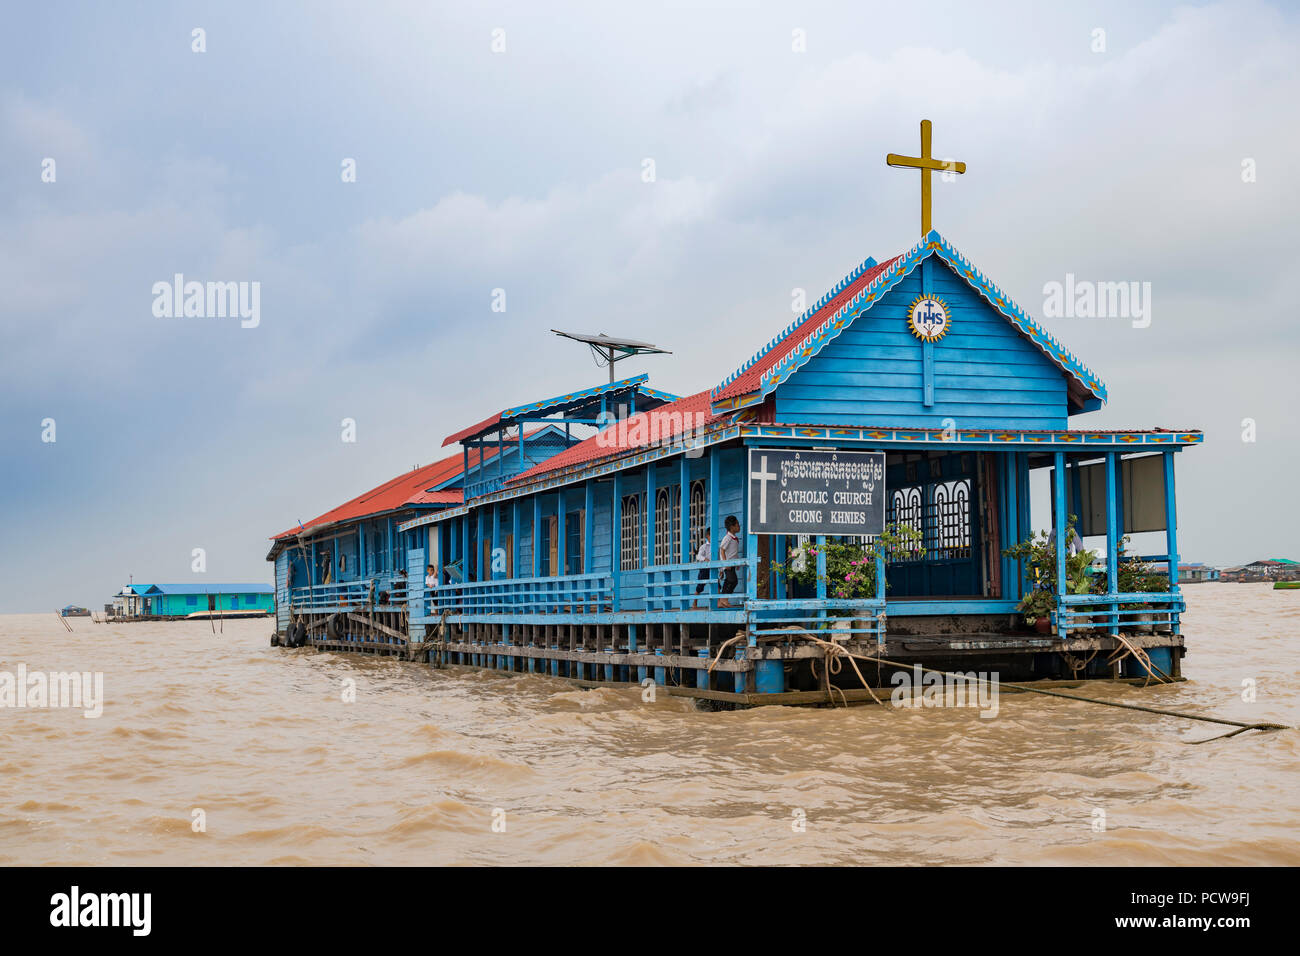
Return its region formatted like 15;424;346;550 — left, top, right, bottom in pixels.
931;479;972;560
653;486;681;565
689;480;707;555
620;495;641;571
888;487;925;562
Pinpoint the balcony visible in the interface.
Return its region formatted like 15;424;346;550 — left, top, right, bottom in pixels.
289;576;408;612
1054;591;1184;636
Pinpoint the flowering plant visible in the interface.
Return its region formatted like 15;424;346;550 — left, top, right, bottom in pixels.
772;524;924;601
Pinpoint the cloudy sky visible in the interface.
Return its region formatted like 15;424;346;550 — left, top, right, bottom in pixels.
2;0;1297;612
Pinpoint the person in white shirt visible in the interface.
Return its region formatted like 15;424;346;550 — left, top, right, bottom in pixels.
424;564;438;590
717;516;741;607
692;528;711;609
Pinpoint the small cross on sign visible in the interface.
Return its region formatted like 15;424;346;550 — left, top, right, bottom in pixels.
751;455;777;524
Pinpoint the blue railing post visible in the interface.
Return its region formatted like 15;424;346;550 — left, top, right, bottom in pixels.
583;480;594;577
460;514;469;586
531;495;541;579
612;470;622;612
679;457;690;566
476;508;486;581
557;487;567;579
1106;452;1118;635
1053;451;1068;636
645;465;655;568
1164;449;1180;634
511;500;520;583
746;538;758;601
816;535;827;627
491;504;501;580
708;450;720;573
875;552;886;645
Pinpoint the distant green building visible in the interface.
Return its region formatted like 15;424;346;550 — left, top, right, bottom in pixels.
115;583;274;618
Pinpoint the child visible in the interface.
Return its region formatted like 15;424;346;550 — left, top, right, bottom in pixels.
717;516;741;607
692;527;711;609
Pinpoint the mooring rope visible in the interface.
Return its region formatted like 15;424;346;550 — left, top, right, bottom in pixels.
1062;647;1099;675
1106;631;1173;685
712;632;1290;743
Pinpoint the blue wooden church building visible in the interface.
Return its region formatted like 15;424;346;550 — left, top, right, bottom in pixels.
267;121;1200;704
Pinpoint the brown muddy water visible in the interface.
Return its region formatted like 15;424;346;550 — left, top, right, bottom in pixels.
1;582;1297;866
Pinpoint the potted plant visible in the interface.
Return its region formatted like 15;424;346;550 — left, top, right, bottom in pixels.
772;523;924;623
1113;540;1169;633
1018;587;1057;634
1003;518;1101;633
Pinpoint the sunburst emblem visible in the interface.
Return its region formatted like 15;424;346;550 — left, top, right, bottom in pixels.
907;294;950;342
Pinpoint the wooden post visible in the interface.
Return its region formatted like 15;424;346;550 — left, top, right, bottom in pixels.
1017;452;1032;596
460;514;469;584
1004;453;1019;600
491;504;501;581
816;534;828;627
708;449;720;570
532;495;541;578
1164;449;1180;594
1053;451;1067;636
1106;452;1118;635
511;500;520;581
557;487;567;578
746;530;758;601
645;465;655;569
679;456;690;563
584;479;594;585
875;551;886;645
476;508;485;581
612;470;622;611
774;535;787;600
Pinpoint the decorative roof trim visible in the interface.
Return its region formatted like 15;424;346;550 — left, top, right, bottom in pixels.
499;373;648;420
443;374;679;447
715;230;1108;411
711;256;878;398
737;424;1201;446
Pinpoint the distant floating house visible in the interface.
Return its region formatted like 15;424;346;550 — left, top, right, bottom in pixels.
112;583;274;620
1221;560;1299;583
1148;561;1219;583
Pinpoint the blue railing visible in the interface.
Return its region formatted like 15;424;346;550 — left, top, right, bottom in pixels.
745;598;887;644
427;572;613;615
1054;591;1183;636
290;576;408;611
644;557;755;611
462;475;507;500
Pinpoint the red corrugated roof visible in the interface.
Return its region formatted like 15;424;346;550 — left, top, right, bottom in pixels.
271;447;493;540
714;256;899;401
509;389;721;486
443;412;504;448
